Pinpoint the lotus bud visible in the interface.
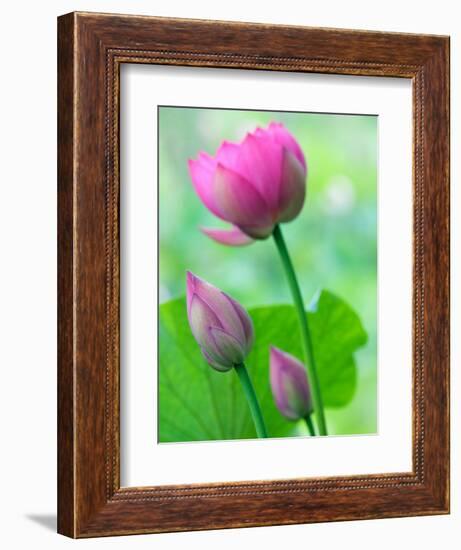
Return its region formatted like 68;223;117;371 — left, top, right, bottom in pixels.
186;271;254;372
270;346;313;420
188;122;307;245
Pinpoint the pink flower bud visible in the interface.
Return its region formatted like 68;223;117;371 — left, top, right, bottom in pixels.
188;122;307;245
186;272;254;372
270;347;313;420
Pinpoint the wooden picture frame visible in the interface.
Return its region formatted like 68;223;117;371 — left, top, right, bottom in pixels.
57;12;450;538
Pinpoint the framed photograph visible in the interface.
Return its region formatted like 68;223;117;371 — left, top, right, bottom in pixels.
58;12;450;537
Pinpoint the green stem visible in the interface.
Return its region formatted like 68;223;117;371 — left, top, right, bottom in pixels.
272;224;328;436
304;414;316;437
234;363;268;438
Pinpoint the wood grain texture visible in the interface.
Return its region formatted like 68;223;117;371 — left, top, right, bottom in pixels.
57;11;450;538
57;12;75;538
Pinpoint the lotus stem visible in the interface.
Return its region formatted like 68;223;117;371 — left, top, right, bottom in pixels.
272;224;328;436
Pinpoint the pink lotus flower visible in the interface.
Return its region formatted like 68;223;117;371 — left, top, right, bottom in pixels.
188;122;307;245
270;346;313;420
186;272;254;372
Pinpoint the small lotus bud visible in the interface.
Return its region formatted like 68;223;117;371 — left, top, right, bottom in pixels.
186;272;254;372
269;346;313;420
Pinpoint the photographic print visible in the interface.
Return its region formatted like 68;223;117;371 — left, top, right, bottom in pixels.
58;14;449;535
158;106;377;443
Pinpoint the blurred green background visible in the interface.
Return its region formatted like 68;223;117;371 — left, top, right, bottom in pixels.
158;106;377;436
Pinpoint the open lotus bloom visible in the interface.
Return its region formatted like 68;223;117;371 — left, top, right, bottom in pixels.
186;272;255;372
188;122;307;245
270;347;313;420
